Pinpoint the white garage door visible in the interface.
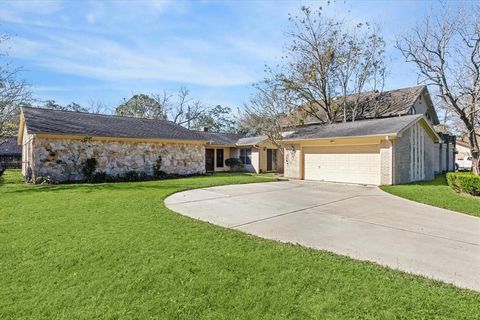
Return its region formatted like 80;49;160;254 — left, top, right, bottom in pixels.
303;145;381;185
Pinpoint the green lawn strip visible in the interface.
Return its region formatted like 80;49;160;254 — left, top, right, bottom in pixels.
380;174;480;217
1;170;479;319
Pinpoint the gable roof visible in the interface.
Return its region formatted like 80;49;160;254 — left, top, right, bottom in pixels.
301;85;440;125
195;131;245;146
0;136;22;156
284;114;440;142
20;107;207;142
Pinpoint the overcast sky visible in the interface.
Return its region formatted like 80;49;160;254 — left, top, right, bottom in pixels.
0;0;461;112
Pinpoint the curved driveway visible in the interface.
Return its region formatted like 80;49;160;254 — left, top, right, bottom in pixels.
165;180;480;291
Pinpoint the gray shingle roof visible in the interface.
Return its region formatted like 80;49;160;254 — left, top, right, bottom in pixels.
236;135;269;146
284;114;424;141
195;131;245;145
22;107;208;141
301;85;438;124
0;136;21;156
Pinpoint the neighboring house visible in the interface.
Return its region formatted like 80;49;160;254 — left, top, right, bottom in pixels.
282;85;455;185
0;136;22;169
456;139;471;159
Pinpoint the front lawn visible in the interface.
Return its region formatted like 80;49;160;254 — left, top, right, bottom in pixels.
381;174;480;217
1;170;479;319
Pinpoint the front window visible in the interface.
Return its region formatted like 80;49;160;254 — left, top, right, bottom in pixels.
216;149;224;168
240;148;252;165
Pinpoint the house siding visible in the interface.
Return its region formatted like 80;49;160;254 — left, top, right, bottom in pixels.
27;137;205;183
284;144;302;179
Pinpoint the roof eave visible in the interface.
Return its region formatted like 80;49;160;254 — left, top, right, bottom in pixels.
283;133;399;143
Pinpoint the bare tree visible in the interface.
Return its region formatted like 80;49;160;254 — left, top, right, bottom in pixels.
276;6;387;124
239;81;298;151
168;87;207;129
397;5;480;174
0;33;31;143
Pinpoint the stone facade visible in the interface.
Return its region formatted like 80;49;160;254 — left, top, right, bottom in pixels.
380;139;393;185
283;144;301;179
28;137;205;183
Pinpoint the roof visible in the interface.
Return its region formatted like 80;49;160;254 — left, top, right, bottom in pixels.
236;135;269;146
20;107;207;142
0;136;22;156
284;114;434;141
301;85;439;125
195;131;245;146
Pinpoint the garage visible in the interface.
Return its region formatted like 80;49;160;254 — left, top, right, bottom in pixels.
303;144;381;185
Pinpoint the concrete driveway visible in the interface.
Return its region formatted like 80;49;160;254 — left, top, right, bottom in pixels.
165;180;480;291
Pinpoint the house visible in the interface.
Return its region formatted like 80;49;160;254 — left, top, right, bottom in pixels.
282;85;455;184
0;136;22;169
18;107;282;183
18;85;454;185
456;139;471;160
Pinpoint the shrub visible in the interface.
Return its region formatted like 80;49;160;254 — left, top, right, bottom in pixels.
153;155;167;178
82;158;97;181
90;171;108;183
123;170;140;182
446;172;480;196
225;158;244;171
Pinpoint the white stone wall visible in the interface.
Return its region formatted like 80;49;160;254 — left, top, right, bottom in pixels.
30;137;205;183
380;139;393;185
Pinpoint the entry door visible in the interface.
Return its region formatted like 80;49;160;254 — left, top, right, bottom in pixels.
205;149;215;172
267;149;273;171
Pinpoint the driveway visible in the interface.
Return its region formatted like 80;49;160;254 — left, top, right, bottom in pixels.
165;180;480;291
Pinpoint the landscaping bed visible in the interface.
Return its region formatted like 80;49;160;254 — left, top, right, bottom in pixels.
447;172;480;197
1;170;480;319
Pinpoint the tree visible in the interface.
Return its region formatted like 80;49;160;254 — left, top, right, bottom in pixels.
115;94;167;119
191;105;236;133
115;88;209;128
276;6;387;124
397;5;480;174
0;33;31;143
238;81;297;151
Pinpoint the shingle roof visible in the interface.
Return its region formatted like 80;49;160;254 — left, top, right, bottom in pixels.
236;135;269;146
301;85;437;124
21;107;207;142
195;131;245;145
0;136;21;156
284;114;424;141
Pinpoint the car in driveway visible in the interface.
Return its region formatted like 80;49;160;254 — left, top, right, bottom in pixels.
456;156;473;171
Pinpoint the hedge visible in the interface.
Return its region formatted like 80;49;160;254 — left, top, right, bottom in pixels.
446;172;480;196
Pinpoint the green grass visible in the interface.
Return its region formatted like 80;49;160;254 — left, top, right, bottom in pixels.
381;174;480;217
1;170;479;319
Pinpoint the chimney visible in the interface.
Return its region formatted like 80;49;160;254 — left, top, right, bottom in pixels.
202;126;209;132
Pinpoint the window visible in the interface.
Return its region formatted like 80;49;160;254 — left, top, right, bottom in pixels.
240;148;252;165
216;149;224;168
410;106;417;115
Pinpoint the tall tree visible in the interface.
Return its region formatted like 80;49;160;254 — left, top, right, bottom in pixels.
397;4;480;175
0;33;31;142
191;105;236;133
276;6;387;124
115;94;167;119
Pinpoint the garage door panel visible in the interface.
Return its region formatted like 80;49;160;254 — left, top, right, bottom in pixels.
303;145;381;185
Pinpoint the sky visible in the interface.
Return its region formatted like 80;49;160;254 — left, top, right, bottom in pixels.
0;0;459;113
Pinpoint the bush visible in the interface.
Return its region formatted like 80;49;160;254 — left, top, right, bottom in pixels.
90;171;108;183
446;172;480;196
123;170;140;182
225;158;244;171
82;158;97;181
153;155;167;178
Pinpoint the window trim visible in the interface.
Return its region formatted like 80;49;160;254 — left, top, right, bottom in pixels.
240;148;252;165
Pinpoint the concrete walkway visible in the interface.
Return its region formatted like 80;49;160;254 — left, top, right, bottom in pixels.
165;180;480;291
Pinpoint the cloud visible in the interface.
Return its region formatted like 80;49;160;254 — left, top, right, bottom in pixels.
10;34;256;86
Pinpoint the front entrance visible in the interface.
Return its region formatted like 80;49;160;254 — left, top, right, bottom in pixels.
267;149;276;172
205;148;215;172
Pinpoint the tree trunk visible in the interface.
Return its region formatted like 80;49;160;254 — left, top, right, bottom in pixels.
468;130;479;175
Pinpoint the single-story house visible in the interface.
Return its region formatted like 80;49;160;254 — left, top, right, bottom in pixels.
456;139;471;160
0;136;22;169
18;107;282;183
